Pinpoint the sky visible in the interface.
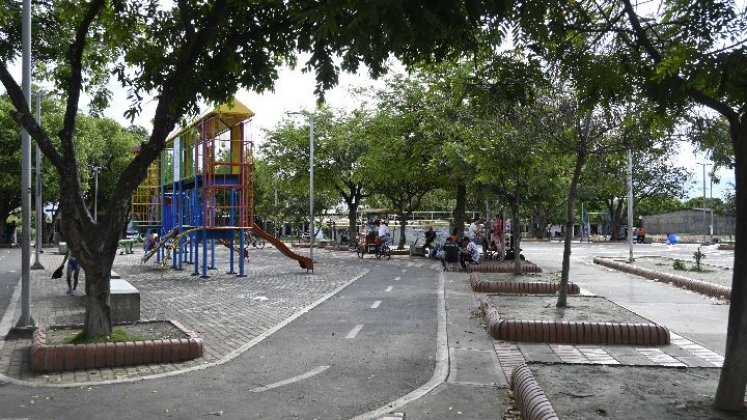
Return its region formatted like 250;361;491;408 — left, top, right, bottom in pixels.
4;58;736;201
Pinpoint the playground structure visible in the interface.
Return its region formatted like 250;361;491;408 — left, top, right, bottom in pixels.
130;98;313;276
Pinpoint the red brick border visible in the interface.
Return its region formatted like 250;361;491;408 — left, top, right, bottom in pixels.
511;363;559;420
593;257;731;300
470;273;579;294
467;261;542;273
30;320;204;372
480;299;669;345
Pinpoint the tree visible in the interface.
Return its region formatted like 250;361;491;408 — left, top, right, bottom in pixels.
362;77;440;249
261;107;368;242
586;143;690;240
1;0;508;338
510;0;747;408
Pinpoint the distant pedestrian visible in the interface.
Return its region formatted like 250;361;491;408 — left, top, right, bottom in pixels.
637;226;646;244
468;216;480;244
53;251;82;295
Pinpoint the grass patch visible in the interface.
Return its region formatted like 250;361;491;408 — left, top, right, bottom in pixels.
48;328;158;345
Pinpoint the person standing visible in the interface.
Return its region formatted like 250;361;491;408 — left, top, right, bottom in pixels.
491;214;504;259
377;220;390;248
54;251;81;295
468;216;480;244
637;226;646;244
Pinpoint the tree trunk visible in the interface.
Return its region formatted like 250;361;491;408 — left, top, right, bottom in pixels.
398;217;408;250
558;151;586;308
452;181;467;238
531;206;548;239
347;201;358;247
714;115;747;410
84;266;113;337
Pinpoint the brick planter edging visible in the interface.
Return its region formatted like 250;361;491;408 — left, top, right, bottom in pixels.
511;363;559;420
480;299;670;345
469;273;579;294
593;257;731;300
467;262;542;273
30;320;204;372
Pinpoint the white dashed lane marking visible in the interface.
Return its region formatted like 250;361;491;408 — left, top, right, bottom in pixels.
346;324;364;339
385;286;393;292
370;300;381;309
249;365;330;392
394;276;401;281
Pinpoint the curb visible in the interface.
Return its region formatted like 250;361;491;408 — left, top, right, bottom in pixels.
511;363;559;420
469;273;579;294
480;299;670;345
593;257;731;300
30;320;203;372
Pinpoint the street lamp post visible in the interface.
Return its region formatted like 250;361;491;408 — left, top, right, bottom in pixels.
627;149;635;262
16;0;34;328
698;162;712;243
31;91;44;270
288;111;315;264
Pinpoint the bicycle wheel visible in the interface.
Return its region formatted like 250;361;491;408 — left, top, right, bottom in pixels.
375;247;383;259
383;246;391;261
257;237;266;249
357;246;365;259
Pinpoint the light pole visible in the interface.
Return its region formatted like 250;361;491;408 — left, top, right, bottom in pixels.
31;91;44;270
92;165;103;222
698;162;712;243
16;0;34;328
287;111;315;264
627;149;634;262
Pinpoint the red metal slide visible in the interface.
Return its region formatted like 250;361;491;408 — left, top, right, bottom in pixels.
251;224;314;272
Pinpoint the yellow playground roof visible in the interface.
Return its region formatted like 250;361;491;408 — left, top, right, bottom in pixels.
166;97;255;144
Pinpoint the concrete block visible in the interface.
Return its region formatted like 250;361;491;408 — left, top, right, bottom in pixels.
110;279;140;324
58;242;68;254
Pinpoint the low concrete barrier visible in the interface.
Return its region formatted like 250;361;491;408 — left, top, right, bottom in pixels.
111;279;140;324
469;273;579;294
480;299;670;345
593;257;731;300
511;363;559;420
30;321;203;372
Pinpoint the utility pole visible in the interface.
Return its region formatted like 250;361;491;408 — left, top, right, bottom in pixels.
31;91;44;270
287;111;315;265
698;162;711;243
627;149;634;262
16;0;34;328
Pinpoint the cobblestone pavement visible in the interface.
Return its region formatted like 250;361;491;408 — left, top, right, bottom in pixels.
0;244;371;385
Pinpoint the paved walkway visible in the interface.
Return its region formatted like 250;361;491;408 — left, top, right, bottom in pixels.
0;246;367;385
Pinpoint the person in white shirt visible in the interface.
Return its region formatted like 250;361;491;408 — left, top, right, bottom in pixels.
377;221;390;247
468;216;480;244
460;237;480;269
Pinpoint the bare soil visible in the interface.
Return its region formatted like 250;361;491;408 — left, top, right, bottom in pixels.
476;272;556;282
45;321;187;344
487;295;652;323
530;364;747;419
632;256;733;287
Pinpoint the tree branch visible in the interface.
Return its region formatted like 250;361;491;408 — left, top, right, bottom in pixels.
108;0;231;211
0;63;64;168
621;0;739;123
60;0;106;145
